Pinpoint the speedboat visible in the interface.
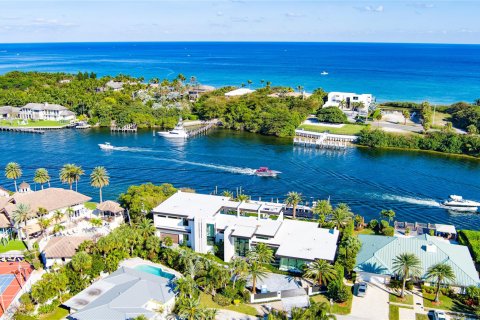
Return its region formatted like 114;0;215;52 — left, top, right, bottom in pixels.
255;167;281;177
158;118;189;139
443;195;480;212
98;142;114;150
321;71;328;76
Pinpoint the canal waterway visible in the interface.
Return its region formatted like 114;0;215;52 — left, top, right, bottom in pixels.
1;128;479;230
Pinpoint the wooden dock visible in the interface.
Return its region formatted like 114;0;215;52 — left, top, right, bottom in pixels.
186;120;217;137
110;123;137;132
294;129;357;150
0;127;45;134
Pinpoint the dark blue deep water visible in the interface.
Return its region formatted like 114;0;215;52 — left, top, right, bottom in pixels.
1;129;480;230
1;42;480;103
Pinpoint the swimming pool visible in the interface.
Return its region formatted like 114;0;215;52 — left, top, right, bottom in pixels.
134;264;176;280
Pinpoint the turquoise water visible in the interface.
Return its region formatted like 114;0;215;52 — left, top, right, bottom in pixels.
134;264;176;280
1;128;479;230
1;42;480;103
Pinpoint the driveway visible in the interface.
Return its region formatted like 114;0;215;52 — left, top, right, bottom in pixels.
349;283;389;320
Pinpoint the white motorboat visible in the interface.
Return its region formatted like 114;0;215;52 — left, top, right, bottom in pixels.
443;195;480;212
157;118;189;139
75;121;91;129
321;71;329;76
98;142;114;150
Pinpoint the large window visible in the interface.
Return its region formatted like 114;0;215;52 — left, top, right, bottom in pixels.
234;237;249;257
280;257;306;272
206;224;215;245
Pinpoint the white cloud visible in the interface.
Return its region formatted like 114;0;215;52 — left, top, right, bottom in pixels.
285;12;305;18
216;11;224;16
32;18;77;27
356;5;384;13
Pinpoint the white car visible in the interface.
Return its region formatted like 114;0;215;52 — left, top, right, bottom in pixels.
433;310;447;320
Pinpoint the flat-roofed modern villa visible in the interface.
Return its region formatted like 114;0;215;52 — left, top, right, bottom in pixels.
152;191;339;272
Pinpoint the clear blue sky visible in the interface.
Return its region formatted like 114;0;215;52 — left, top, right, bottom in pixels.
0;0;479;44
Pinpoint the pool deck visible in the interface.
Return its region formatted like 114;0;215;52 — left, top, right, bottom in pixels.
120;257;183;279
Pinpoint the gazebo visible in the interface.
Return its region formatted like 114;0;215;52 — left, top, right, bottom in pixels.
96;201;124;218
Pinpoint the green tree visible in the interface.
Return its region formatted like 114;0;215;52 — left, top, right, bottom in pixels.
175;276;199;299
60;163;80;190
137;217;156;239
330;203;353;230
5;162;22;192
33;168;50;189
402;109;410;125
247;243;274;264
71;251;93;276
229;257;248;288
90;166;110;203
285;191;302;219
177;298;205;320
380;209;396;224
392;253;422;298
53;210;64;224
373;109;382;127
247;261;267;294
425;263;455;302
316;107;348;124
37;217;51;237
304;259;337;287
221;190;233;199
467;124;478;135
12;203;31;243
313;199;332;226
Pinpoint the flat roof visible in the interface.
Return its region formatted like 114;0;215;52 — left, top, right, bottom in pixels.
274;219;339;261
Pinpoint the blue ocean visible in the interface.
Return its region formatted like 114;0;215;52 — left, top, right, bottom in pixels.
0;42;480;104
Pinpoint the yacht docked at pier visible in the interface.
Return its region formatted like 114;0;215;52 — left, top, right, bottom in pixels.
157;118;189;139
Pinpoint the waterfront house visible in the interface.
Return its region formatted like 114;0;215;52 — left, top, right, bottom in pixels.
19;103;75;122
152;191;339;272
0;106;20;119
324;92;372;113
224;88;256;97
354;234;480;292
105;80;124;91
188;84;215;100
63;265;176;320
0;187;91;238
41;236;90;268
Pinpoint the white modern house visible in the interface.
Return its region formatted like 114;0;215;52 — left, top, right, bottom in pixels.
152;191;340;272
324;92;373;113
225;88;256;97
19;103;76;122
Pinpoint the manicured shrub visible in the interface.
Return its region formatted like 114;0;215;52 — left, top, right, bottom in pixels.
316;107;348;124
383;227;395;236
213;293;232;306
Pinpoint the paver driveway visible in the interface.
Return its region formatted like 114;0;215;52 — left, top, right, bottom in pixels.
349;283;389;320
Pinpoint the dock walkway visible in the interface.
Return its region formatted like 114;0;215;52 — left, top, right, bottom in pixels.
294;129;357;149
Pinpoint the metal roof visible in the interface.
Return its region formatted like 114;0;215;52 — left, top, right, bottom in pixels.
354;234;480;287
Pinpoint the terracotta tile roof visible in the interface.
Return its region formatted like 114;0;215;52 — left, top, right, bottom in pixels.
42;236;91;258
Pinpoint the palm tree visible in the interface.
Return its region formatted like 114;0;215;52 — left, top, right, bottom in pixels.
175;276;199;299
380;209;396;224
285;191;302;219
66;207;75;221
37;207;48;217
37;217;51;238
247;243;274;264
425;263;455;302
59;164;77;190
304;259;337;287
248;261;267;294
90;166;110;203
71;251;93;276
229;257;248;287
5;162;22;192
12;203;31;243
177;297;204;320
392;253;422;298
53;224;65;234
236;194;250;202
33;168;50;189
196;264;229;296
137;217;156;239
221;190;233;199
330;204;353;230
53;210;64;224
72;165;85;192
313;199;332;225
247;79;253;88
340;235;361;257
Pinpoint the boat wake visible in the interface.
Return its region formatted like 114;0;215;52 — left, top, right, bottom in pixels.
380;194;442;207
168;159;257;175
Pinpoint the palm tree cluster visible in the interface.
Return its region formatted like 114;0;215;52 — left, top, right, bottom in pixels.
392;253;455;302
4;163;110;202
313;200;354;231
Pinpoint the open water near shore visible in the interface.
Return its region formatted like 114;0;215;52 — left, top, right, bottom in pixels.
1;128;479;230
1;42;480;103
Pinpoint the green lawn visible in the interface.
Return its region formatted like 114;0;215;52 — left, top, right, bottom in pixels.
415;314;429;320
389;305;400;320
0;240;27;254
311;293;353;315
423;292;473;313
84;202;98;210
199;292;258;317
0;119;68;127
354;228;376;236
298;123;365;135
389;293;414;305
39;306;69;320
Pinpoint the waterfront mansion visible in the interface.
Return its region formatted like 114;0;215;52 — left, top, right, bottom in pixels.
19;102;76;122
152;191;339;272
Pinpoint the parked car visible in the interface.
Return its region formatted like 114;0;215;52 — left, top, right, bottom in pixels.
355;282;368;297
432;310;447;320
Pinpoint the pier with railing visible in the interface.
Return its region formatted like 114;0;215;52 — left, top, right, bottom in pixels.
294;129;357;149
